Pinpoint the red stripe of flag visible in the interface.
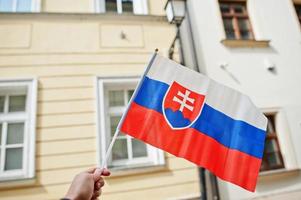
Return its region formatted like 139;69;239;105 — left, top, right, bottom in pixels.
121;102;262;191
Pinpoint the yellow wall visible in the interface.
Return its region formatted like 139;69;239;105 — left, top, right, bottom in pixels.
0;13;200;200
43;0;94;13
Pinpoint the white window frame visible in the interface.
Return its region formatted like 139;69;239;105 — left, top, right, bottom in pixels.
259;108;300;176
0;78;37;182
0;0;41;13
95;0;148;15
95;77;164;170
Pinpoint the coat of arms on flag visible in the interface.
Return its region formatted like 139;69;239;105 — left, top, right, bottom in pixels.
163;81;205;129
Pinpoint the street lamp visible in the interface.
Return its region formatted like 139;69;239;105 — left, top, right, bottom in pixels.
164;0;186;25
165;0;186;64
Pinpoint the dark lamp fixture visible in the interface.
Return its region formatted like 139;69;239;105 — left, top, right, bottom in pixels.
164;0;186;25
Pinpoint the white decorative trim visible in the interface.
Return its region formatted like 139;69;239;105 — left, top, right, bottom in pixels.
33;0;41;12
133;0;148;15
0;78;37;182
94;0;148;14
27;78;37;179
95;0;105;13
95;76;165;170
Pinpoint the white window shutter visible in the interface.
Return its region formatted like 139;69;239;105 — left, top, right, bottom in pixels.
32;0;41;12
133;0;148;15
96;0;106;13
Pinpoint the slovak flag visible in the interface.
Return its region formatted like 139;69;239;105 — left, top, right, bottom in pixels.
120;55;267;192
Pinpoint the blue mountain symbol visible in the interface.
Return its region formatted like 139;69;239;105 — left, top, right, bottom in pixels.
165;108;192;128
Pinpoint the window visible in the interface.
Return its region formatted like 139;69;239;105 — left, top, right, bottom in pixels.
96;78;164;170
95;0;148;15
0;0;40;12
295;4;301;25
260;114;285;172
219;1;254;40
0;79;37;181
106;0;133;13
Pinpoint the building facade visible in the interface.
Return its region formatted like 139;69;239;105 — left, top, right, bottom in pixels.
179;0;301;199
0;0;202;199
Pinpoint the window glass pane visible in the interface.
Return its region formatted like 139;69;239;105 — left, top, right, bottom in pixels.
225;29;235;39
110;116;121;137
106;0;117;12
127;90;134;102
265;139;278;153
238;19;251;39
261;113;284;171
132;139;147;158
0;96;4;112
267;152;282;167
296;5;301;24
266;115;276;134
223;19;235;39
9;95;26;112
17;0;32;12
0;123;2;144
7;123;24;144
109;90;124;106
122;0;133;13
223;19;233;29
240;30;251;40
112;139;128;160
0;0;13;12
234;5;244;13
296;6;301;16
220;4;230;13
5;147;23;170
238;19;249;30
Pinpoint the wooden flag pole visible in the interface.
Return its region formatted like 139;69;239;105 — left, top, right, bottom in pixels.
101;49;159;169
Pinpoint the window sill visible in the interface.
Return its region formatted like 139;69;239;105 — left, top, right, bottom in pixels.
259;168;299;177
0;12;168;22
0;177;36;190
107;164;168;178
221;39;270;48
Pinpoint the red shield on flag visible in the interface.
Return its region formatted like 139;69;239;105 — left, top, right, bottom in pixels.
162;81;206;130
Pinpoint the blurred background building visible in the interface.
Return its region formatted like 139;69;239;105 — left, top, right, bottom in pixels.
0;0;202;199
168;0;301;199
0;0;301;200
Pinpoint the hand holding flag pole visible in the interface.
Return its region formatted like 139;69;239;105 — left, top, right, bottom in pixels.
100;49;159;169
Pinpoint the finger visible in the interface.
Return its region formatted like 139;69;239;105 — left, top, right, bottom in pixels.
101;168;111;176
85;167;97;173
93;168;111;181
94;181;101;191
95;179;105;190
94;181;100;190
93;168;103;181
91;190;101;199
94;190;101;197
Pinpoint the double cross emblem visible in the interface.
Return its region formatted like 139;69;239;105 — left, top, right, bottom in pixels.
172;90;195;112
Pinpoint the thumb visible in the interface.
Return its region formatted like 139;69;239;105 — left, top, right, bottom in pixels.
93;168;103;182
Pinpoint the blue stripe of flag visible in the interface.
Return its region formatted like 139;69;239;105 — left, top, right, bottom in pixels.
134;76;266;159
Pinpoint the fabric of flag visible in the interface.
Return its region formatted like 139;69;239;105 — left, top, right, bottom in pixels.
120;55;267;192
